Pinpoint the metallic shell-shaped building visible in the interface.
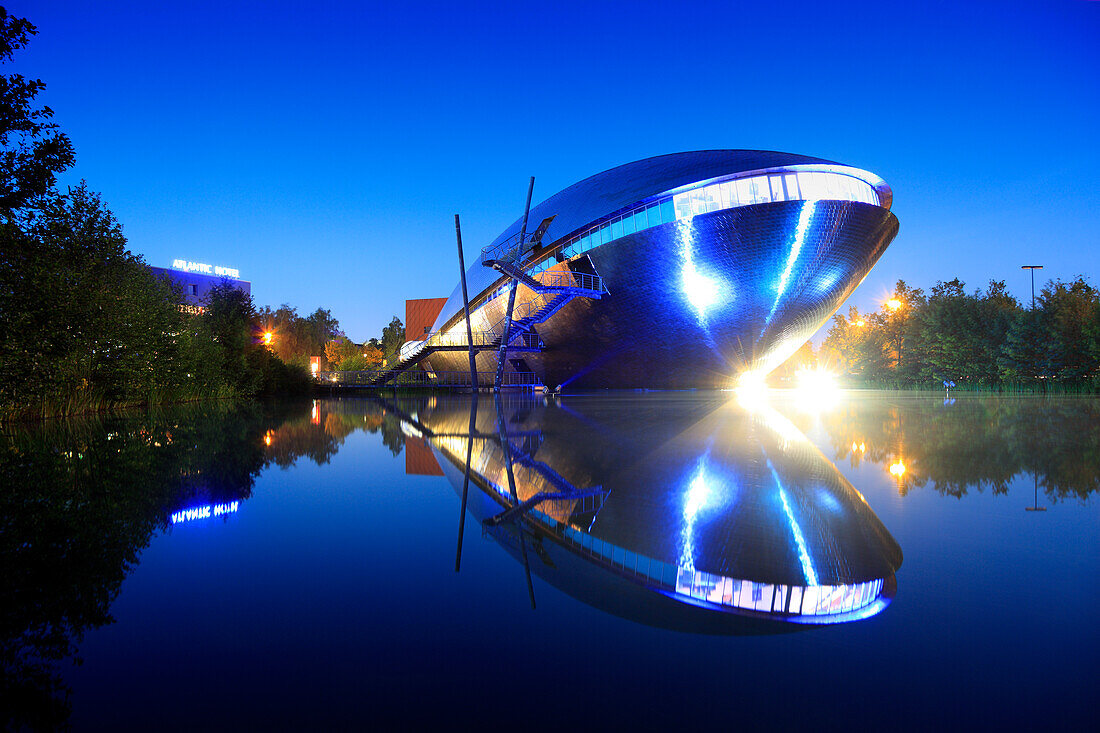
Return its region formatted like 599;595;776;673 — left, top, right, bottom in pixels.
421;150;898;389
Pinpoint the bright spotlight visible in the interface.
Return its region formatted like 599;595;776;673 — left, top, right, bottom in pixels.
796;367;837;393
889;460;906;477
262;331;273;345
886;298;902;311
734;370;768;409
682;264;720;315
794;367;840;411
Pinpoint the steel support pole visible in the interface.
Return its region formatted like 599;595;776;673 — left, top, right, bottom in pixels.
494;177;535;392
454;394;478;572
495;393;535;609
455;214;478;390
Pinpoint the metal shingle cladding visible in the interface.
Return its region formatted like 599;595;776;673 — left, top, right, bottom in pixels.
431;150;835;333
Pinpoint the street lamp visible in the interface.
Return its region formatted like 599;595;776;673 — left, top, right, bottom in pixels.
1021;265;1043;310
886;298;902;311
262;331;273;346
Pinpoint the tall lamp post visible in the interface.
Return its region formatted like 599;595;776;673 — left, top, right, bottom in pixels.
1021;265;1043;309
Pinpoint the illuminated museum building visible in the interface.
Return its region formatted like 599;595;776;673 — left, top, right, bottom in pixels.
414;150;899;389
150;259;250;310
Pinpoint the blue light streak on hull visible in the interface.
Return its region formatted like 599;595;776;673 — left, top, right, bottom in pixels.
772;459;819;587
424;200;898;388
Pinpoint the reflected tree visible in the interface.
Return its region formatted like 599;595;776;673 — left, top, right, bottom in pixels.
0;399;344;728
821;397;1100;501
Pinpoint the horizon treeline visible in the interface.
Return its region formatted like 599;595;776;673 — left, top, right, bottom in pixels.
818;277;1100;390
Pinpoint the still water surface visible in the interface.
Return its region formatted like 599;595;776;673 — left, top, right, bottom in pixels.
2;392;1097;729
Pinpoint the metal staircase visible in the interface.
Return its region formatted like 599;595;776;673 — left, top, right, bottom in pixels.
354;267;605;388
334;177;608;390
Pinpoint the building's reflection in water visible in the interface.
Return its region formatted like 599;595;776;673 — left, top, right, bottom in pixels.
388;393;903;633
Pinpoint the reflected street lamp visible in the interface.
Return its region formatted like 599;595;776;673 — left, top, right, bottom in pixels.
1021;265;1043;310
1025;471;1046;512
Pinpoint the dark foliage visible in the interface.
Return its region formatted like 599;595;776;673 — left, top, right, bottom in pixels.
823;277;1100;391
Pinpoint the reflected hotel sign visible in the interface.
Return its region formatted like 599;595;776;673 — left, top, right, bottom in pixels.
171;259;241;279
170;501;240;524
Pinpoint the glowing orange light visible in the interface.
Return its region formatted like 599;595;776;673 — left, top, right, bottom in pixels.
856;319;866;327
262;331;273;345
263;431;273;446
889;460;906;477
851;442;858;451
886;298;902;311
859;442;866;452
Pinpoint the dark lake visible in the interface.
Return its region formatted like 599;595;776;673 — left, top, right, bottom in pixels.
3;391;1097;729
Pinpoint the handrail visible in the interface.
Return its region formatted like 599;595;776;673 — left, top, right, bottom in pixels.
532;270;604;292
423;330;498;349
315;370;543;387
480;230;525;263
483;270;605;305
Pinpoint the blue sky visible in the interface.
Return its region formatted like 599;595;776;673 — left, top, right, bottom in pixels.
10;0;1100;341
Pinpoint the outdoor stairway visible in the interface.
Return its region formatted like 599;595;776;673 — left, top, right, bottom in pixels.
352;264;606;388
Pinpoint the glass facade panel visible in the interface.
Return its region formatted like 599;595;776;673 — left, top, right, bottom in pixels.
789;585;803;614
622;212;636;234
703;185;721;212
801;586;820;614
735;177;753;205
784;173;799;199
796;171;815;200
752;177;770;204
691;189;707;215
719;181;734;208
770;175;786;202
611;219;623;239
673;192;692;219
659;198;674;223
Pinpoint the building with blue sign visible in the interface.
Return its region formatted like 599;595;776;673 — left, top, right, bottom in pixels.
150;259;251;311
411;150;899;389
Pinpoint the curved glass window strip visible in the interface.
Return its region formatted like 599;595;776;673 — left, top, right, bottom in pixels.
526;169;881;276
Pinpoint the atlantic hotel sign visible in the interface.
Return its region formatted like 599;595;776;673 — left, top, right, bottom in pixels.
171;259;241;279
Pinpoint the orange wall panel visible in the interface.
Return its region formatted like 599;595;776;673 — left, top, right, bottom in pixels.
405;297;448;339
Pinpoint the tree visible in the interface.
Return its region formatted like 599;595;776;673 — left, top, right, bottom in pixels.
0;9;75;219
202;283;261;395
821;306;867;375
380;316;405;363
255;304;341;367
871;279;925;378
324;336;359;368
917;278;984;382
1037;277;1100;381
0;183;192;412
362;343;383;368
